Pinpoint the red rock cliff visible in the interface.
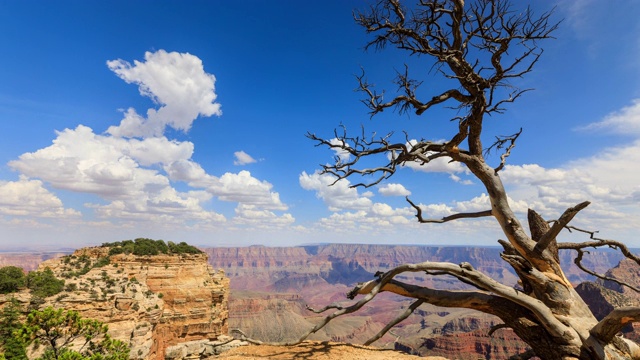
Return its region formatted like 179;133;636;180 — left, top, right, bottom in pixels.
22;247;229;360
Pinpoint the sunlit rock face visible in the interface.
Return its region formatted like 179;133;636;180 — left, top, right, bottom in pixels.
204;244;628;359
1;247;229;360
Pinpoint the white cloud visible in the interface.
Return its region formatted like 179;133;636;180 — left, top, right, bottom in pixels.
575;99;640;135
329;138;351;162
501;164;572;185
209;171;287;210
378;183;411;196
449;174;473;185
166;161;287;210
0;177;80;218
233;204;295;228
299;171;372;211
164;159;207;182
9;125;180;199
234;151;257;165
8;127;226;224
391;140;467;174
5;50;290;229
106;50;222;138
313;203;416;233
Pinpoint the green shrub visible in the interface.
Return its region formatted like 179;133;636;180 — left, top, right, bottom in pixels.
95;257;110;267
102;238;202;256
16;307;130;359
26;268;64;298
0;266;26;294
0;298;27;359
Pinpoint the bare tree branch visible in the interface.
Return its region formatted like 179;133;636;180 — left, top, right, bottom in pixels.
571;249;640;293
406;196;493;223
560;227;640;266
528;208;559;262
363;299;425;345
349;261;573;339
534;201;590;255
590;307;640;343
485;128;522;173
557;227;640;293
306;303;347;313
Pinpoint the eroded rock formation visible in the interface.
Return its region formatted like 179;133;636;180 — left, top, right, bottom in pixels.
204;244;626;359
1;246;229;360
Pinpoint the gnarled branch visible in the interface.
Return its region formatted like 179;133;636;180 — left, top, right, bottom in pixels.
560;227;640;266
364;299;425;345
558;227;640;293
349;261;573;339
590;307;640;343
406;196;493;223
572;249;640;293
534;201;590;255
485;128;522;173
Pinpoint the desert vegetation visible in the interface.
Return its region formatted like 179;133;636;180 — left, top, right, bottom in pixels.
232;1;640;359
0;302;130;360
102;238;202;256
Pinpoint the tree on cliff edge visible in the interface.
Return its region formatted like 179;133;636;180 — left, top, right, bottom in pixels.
239;1;640;359
13;307;129;360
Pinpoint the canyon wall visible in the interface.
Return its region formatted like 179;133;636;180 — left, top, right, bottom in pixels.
1;247;229;360
204;244;628;360
0;251;70;271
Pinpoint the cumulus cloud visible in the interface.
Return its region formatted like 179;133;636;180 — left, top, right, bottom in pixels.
106;50;222;138
0;177;80;218
208;171;287;210
234;151;257;165
166;161;287;210
449;174;473;185
329;138;351;162
233;204;295;228
11;126;167;198
9;125;227;224
390;140;467;175
299;171;372;211
497;104;640;232
5;50;291;230
314;203;416;233
378;183;411;196
575;99;640;135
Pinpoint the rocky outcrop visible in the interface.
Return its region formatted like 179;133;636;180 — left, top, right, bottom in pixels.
2;247;230;360
577;258;640;342
204;244;626;359
398;328;530;360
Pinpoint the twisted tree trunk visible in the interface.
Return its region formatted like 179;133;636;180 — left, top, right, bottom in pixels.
238;1;640;358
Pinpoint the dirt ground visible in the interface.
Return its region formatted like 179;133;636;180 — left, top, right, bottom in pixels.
213;341;448;359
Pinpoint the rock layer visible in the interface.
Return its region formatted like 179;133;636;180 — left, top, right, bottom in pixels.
204;244;626;360
1;247;229;360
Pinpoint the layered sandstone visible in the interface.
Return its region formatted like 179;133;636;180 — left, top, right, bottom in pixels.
204;245;623;292
577;258;640;343
1;247;229;360
205;244;625;360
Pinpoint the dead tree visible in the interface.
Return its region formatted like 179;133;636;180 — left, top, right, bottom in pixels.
300;1;640;359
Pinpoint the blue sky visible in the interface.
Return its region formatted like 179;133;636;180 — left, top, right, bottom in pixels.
1;1;639;250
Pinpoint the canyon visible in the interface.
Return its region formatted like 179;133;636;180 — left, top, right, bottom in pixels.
0;246;231;360
202;244;630;359
1;243;637;359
